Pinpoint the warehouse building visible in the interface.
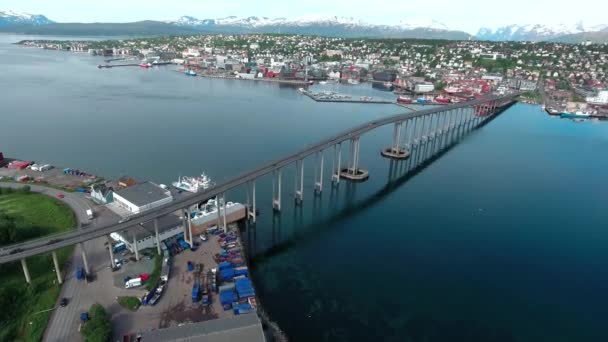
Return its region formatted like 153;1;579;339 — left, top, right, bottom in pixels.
112;181;173;215
110;213;184;253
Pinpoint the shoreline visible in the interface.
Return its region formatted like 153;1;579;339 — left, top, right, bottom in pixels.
1;154;285;340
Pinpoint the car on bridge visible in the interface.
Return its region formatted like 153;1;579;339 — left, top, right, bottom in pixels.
59;297;68;307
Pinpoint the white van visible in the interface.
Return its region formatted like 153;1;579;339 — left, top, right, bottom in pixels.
125;277;142;288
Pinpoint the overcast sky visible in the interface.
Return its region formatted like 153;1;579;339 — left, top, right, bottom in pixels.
3;0;607;34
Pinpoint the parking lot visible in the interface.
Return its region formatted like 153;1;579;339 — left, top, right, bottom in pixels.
0;159;101;190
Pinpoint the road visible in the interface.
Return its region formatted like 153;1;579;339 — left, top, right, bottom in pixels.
0;94;519;264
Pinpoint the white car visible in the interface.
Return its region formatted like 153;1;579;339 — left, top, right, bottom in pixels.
199;234;207;241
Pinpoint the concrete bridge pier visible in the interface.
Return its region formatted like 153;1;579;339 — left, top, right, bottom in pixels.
272;169;282;211
294;159;304;204
439;111;449;150
215;194;227;233
340;136;369;181
107;235;116;268
314;151;324;194
132;233;139;261
52;251;63;284
331;143;342;185
381;121;409;160
182;208;192;246
79;242;90;275
154;218;161;255
221;192;227;232
248;181;257;223
187;207;194;245
21;258;31;284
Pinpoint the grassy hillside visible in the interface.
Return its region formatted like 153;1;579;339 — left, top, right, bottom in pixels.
0;188;76;342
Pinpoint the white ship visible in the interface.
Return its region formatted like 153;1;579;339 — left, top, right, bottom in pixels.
172;173;213;193
191;198;246;226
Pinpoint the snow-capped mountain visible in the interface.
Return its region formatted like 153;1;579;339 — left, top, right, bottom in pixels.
477;22;608;41
172;15;470;39
0;10;53;26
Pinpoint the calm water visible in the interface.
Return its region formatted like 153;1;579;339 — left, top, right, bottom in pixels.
2;34;608;342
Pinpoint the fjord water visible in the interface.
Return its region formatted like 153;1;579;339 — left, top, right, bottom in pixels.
1;34;608;341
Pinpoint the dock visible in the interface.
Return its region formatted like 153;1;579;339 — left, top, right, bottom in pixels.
300;89;393;104
197;74;307;85
97;62;173;69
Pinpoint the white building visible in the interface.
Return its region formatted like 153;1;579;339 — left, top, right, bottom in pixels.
587;90;608;105
113;181;173;215
111;214;184;253
414;83;435;93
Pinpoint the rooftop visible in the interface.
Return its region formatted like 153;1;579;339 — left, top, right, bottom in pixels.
139;314;265;342
119;212;183;241
114;181;171;207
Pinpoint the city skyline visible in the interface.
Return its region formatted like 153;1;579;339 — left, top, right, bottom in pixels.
3;0;608;34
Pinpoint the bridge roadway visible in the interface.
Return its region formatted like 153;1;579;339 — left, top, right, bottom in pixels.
0;93;518;264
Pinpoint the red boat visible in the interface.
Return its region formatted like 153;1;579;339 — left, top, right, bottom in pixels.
139;63;151;68
435;97;451;104
397;96;413;104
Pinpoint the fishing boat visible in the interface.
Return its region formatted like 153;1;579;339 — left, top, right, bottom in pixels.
185;70;197;76
172;174;213;193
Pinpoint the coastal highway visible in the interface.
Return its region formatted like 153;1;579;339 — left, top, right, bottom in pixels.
0;94;518;264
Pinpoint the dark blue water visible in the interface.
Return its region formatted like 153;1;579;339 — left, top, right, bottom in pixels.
2;34;608;342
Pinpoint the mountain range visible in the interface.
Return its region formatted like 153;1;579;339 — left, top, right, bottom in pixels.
1;10;607;43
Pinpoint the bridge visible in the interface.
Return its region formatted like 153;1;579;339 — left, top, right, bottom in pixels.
0;93;519;283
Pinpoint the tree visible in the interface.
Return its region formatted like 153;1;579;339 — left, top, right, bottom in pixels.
81;304;112;342
0;214;18;246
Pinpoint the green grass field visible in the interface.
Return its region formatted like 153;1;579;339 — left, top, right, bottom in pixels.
0;190;76;342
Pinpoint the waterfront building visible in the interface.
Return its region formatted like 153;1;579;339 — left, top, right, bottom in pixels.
587;90;608;105
112;181;173;215
110;214;183;252
90;184;114;204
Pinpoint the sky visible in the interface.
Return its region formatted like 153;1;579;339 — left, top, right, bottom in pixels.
2;0;607;34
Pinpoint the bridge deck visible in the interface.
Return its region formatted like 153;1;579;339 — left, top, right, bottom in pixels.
0;93;519;264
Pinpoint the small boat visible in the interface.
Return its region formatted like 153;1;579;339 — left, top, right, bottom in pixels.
347;79;360;85
185;70;197;76
397;96;413;104
307;80;314;85
139;62;152;68
319;81;327;85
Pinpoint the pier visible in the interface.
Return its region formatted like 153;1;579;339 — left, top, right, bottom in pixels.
300;89;393;104
97;62;173;69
